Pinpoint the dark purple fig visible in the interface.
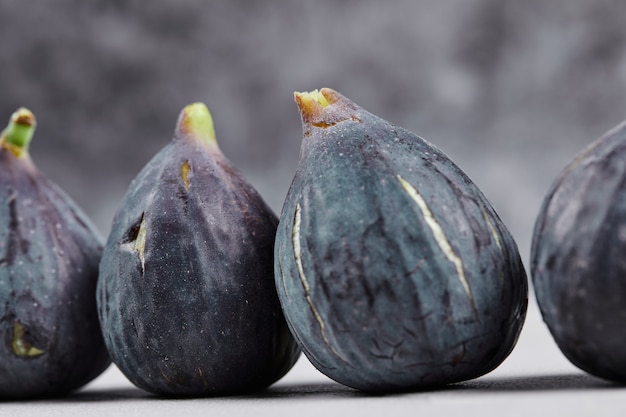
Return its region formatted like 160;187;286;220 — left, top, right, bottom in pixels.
532;120;626;381
274;88;528;392
97;103;300;397
0;108;110;398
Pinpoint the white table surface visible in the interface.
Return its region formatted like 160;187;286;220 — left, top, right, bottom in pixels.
3;297;623;417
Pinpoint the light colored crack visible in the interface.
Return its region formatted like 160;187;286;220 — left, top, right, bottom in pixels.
277;252;289;299
482;209;502;252
180;160;191;191
12;321;45;358
134;215;147;274
398;175;477;315
292;203;347;363
482;208;505;286
196;367;208;390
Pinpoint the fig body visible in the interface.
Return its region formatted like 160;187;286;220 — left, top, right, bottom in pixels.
97;103;299;396
275;88;527;392
532;120;626;381
0;108;110;398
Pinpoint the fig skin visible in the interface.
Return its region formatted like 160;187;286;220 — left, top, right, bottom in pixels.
0;108;110;399
532;120;626;381
97;103;300;397
275;88;528;392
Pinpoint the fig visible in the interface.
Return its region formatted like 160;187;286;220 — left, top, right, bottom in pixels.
97;103;300;396
531;120;626;381
274;88;528;392
0;108;110;398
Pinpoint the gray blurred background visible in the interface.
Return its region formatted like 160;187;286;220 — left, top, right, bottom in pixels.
1;0;625;268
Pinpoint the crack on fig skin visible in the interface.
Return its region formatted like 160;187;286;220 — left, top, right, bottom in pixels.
196;368;209;391
309;116;362;130
311;121;337;129
481;208;505;286
404;257;427;277
134;216;147;275
124;213;144;243
0;192;31;266
369;337;405;361
122;212;146;275
12;321;45;358
397;175;479;319
292;203;348;364
277;251;289;300
160;368;174;385
180;160;191;191
401;310;433;342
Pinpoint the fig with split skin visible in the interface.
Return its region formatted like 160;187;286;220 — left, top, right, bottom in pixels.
274;88;528;392
532;119;626;381
97;102;300;397
0;108;110;398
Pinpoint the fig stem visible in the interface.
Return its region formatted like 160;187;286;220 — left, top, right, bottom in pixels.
294;89;343;126
176;102;217;147
1;108;37;158
295;89;330;108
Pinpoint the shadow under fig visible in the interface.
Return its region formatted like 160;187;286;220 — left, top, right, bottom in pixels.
8;372;623;403
454;372;624;392
68;382;365;402
261;372;624;398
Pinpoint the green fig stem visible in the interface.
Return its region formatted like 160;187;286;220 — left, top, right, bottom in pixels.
175;102;218;148
1;108;37;158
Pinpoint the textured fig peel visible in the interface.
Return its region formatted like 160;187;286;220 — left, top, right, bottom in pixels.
97;101;300;396
1;107;36;158
175;102;218;148
531;119;626;382
0;107;110;398
276;87;528;392
294;88;361;131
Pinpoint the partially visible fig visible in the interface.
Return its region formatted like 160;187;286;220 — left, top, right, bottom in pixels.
97;103;300;396
274;88;528;392
532;120;626;381
0;108;110;398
